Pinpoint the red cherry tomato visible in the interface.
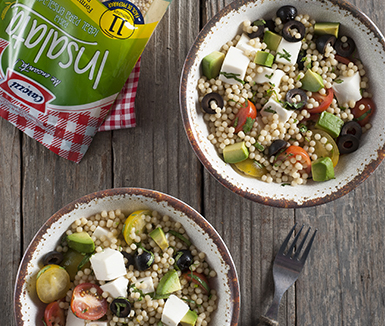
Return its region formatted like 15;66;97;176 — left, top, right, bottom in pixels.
275;146;311;174
335;54;352;65
183;271;211;294
307;88;334;114
351;98;375;127
44;301;65;326
70;283;108;320
232;100;257;133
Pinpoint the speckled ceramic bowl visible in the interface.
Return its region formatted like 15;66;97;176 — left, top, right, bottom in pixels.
14;188;239;326
180;0;385;207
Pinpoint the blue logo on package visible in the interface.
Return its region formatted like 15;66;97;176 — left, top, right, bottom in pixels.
103;0;145;25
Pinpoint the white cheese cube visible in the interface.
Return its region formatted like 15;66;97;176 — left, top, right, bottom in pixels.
93;226;110;239
100;276;129;298
66;310;85;326
136;276;155;294
89;322;108;326
261;97;292;124
332;72;362;106
90;248;126;281
236;33;260;54
219;46;250;85
161;294;190;326
275;39;302;65
253;68;285;87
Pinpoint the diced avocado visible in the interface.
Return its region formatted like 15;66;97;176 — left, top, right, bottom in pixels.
314;22;340;38
180;310;198;326
301;69;324;92
311;156;335;182
223;141;249;164
315;111;344;138
202;51;225;79
149;227;169;251
263;30;282;51
156;270;182;295
254;51;274;67
61;249;91;281
67;232;95;254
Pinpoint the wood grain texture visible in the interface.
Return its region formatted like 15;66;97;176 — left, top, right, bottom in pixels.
1;0;385;326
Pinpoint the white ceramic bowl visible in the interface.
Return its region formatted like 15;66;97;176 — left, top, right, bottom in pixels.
14;188;240;326
180;0;385;207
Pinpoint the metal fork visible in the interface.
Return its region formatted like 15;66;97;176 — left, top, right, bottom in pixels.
257;224;317;326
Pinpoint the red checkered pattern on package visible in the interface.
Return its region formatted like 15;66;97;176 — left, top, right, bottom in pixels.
98;58;140;131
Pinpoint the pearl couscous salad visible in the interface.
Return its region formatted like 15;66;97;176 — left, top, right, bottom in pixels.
36;209;217;326
199;5;375;186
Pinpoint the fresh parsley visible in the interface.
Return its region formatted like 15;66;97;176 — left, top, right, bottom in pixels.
298;123;308;133
277;49;291;62
252;19;266;26
220;71;245;84
243;117;255;133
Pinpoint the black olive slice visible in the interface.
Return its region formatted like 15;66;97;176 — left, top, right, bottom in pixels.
174;250;194;272
264;19;276;32
121;251;135;268
43;251;63;266
248;21;264;39
201;92;224;114
268;139;289;157
276;5;297;23
315;34;336;54
110;297;132;317
285;88;308;110
335;36;356;57
282;20;306;42
134;250;154;271
337;134;359;154
340;121;362;140
296;50;306;70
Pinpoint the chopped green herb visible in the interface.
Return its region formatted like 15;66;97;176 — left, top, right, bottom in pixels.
281;183;291;186
354;108;372;121
277;49;291;62
334;79;344;84
265;72;274;79
254;142;264;152
252;19;266;26
264;106;276;114
220;71;245;84
298;124;308;133
167;230;192;246
284;101;304;110
233;117;239;128
253;160;264;169
78;253;93;271
306;61;312;69
243;117;255;133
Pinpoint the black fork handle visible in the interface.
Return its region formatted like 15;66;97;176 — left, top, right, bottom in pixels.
257;315;279;326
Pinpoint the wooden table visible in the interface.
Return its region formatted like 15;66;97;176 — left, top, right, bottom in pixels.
2;0;385;325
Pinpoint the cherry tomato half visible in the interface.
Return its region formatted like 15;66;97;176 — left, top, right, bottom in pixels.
232;100;257;133
351;98;375;127
44;301;65;326
70;283;108;320
183;271;211;294
307;88;334;114
275;145;311;174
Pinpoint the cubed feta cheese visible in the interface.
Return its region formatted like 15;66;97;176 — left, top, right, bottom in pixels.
93;226;110;239
161;294;190;326
66;310;85;326
100;276;129;298
332;72;362;106
253;67;285;87
261;97;292;124
236;33;259;54
275;39;302;65
219;46;250;85
90;248;126;281
136;276;155;294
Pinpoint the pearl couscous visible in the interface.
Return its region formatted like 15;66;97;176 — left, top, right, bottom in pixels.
199;5;374;186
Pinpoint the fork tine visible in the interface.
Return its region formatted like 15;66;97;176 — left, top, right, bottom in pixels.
299;229;318;264
277;223;297;255
293;226;310;259
287;224;304;257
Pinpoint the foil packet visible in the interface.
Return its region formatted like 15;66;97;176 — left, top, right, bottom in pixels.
0;0;172;162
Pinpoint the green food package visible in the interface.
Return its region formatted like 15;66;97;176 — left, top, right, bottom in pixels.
0;0;172;162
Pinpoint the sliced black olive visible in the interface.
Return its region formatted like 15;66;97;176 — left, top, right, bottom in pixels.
174;250;194;272
134;250;154;271
282;20;306;42
201;92;224;114
264;19;276;32
315;34;336;54
110;297;131;317
335;36;356;57
276;5;297;23
296;50;306;70
285;89;308;110
43;251;63;266
340;121;362;140
268;139;289;157
337;134;359;154
248;20;265;39
121;251;135;268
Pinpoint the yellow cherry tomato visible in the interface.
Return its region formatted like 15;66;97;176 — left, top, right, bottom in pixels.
311;129;340;167
36;264;70;304
122;209;151;244
233;158;267;178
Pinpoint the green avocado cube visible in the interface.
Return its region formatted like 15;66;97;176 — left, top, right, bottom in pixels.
263;30;282;51
180;310;198;326
314;22;340;38
202;51;225;79
301;69;324;92
254;51;275;67
223;141;249;164
311;156;335;182
315;111;344;138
